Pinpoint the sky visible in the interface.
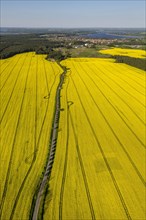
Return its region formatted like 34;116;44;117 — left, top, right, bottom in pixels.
1;0;145;28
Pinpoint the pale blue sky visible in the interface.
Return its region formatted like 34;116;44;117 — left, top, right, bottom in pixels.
1;1;145;28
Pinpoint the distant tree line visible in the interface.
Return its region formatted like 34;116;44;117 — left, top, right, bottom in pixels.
0;34;65;59
114;55;146;71
108;38;146;47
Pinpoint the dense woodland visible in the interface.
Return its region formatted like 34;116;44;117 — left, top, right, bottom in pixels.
0;34;65;59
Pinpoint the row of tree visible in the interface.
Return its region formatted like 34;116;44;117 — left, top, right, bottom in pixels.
114;55;146;71
46;49;71;61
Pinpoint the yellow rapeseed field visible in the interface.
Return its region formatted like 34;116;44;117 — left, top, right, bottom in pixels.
0;52;63;219
99;47;146;58
44;58;145;219
0;53;145;219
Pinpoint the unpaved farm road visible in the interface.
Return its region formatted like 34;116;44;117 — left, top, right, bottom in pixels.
32;70;65;220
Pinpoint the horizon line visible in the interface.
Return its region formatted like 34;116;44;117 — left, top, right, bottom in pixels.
1;26;145;29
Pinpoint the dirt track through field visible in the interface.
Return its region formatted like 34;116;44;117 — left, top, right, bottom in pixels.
32;69;65;220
